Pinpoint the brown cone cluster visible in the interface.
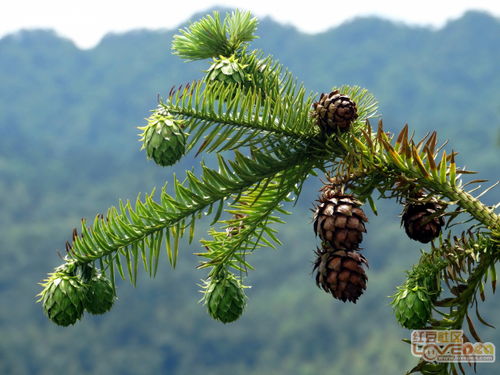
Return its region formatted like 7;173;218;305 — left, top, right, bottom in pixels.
312;90;358;133
313;186;369;303
402;195;444;243
314;248;368;303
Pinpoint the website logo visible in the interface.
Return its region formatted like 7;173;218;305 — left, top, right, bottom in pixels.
411;330;495;363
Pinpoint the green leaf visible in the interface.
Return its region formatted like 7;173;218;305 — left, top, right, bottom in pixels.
449;150;457;187
439;150;447;184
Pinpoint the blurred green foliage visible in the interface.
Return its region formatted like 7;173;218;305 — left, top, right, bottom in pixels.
0;10;498;375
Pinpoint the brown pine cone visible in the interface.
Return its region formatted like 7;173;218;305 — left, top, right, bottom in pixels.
313;247;368;303
313;190;368;250
402;196;445;243
312;90;358;133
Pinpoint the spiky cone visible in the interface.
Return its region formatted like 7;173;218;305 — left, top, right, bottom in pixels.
84;272;116;315
205;55;250;87
138;108;186;167
312;90;358;133
314;247;368;303
38;271;88;326
402;196;445;243
202;272;247;323
313;190;368;250
391;283;433;329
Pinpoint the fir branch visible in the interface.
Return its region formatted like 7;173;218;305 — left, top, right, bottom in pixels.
433;232;499;327
345;120;500;229
66;144;312;283
163;80;318;154
243;51;313;99
198;156;315;272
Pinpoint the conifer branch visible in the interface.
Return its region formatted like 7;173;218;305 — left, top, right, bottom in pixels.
198;157;316;272
344;120;500;230
67;144;315;281
164;80;318;154
432;231;498;327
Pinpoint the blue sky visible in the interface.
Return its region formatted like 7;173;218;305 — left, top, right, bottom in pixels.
1;0;499;48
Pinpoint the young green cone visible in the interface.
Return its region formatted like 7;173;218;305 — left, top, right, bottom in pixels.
38;271;88;327
202;271;247;323
391;283;433;329
139;108;186;167
205;55;250;87
84;272;116;315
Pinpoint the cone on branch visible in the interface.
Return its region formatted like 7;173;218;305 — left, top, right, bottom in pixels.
312;90;358;133
205;55;251;87
402;194;445;243
313;246;368;303
38;271;88;327
202;271;247;323
391;283;433;329
138;107;186;167
84;271;116;315
313;188;368;250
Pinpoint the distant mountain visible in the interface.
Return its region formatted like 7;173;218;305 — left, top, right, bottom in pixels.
1;11;498;164
0;10;499;375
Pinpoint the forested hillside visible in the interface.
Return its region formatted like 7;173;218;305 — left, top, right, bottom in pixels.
0;10;499;375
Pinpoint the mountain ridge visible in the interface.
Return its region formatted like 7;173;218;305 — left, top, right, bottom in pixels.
1;10;497;51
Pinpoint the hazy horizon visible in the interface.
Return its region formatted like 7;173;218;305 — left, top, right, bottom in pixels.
2;8;498;51
1;1;499;48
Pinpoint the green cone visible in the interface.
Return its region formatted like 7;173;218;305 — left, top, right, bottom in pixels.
202;272;247;323
139;108;186;167
391;283;432;329
84;272;115;315
38;271;88;327
205;55;250;87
